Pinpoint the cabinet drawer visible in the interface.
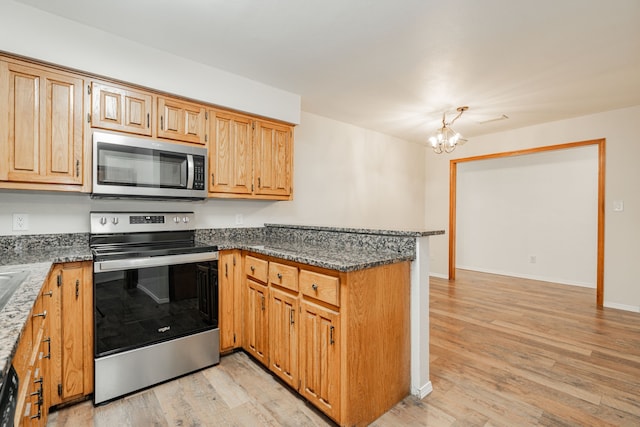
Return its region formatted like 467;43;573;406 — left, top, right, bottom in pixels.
299;270;339;307
245;255;268;283
269;262;298;292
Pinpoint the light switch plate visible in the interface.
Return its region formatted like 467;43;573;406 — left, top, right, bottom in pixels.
12;213;29;231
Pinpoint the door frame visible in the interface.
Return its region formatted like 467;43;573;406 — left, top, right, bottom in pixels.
448;139;606;306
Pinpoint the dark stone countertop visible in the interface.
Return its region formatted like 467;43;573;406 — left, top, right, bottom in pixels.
213;239;416;272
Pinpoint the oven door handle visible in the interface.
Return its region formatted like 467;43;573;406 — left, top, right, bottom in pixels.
94;252;218;272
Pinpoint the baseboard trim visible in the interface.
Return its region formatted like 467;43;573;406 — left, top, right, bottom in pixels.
455;265;596;288
603;301;640;313
411;381;433;399
429;272;448;279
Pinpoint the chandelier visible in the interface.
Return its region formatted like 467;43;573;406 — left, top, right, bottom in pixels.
429;106;468;154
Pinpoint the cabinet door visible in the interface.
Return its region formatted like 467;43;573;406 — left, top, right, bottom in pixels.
244;278;268;365
0;61;83;185
91;81;152;136
49;262;93;406
299;300;340;421
253;120;293;198
219;251;239;352
209;111;252;195
268;287;298;389
157;96;207;144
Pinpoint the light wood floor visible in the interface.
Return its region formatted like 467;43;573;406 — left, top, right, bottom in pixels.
48;270;640;426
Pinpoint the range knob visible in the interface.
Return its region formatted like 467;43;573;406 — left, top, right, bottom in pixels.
111;217;119;225
182;216;190;224
99;217;108;225
173;216;181;224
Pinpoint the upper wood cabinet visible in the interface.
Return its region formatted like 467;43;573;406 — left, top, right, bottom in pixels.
254;120;293;198
157;96;207;145
209;111;253;196
90;81;152;136
208;113;294;200
0;59;84;188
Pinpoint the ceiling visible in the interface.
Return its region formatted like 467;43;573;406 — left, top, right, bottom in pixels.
15;0;640;143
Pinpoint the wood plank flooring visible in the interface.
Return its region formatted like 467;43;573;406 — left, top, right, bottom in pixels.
48;270;640;426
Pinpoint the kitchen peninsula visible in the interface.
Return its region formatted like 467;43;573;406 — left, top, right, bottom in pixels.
0;223;443;426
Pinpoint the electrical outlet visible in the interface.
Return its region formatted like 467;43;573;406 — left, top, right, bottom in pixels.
235;214;243;225
12;213;29;231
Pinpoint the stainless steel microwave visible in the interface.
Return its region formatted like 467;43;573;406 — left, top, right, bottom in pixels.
92;131;207;200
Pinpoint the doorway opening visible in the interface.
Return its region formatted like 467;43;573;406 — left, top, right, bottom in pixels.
448;139;605;306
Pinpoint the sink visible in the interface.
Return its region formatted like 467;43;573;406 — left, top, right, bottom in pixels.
0;270;29;312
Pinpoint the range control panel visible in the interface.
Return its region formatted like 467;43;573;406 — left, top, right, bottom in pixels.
90;212;195;234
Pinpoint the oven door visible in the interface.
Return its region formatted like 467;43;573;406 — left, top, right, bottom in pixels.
94;253;218;358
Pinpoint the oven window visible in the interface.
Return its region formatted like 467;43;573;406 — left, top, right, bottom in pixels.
97;143;187;188
94;261;218;357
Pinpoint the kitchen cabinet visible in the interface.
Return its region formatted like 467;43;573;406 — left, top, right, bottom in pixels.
254;120;293;198
157;96;207;145
268;286;298;389
48;261;93;407
244;255;269;365
208;110;253;196
0;58;85;190
13;281;51;426
238;252;410;426
219;250;243;353
299;299;340;421
244;278;269;365
208;112;294;200
90;81;153;136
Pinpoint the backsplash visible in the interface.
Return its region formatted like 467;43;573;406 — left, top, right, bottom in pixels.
0;233;89;254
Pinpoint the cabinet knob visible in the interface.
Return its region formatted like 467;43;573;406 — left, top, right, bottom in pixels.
312;283;318;291
277;273;282;279
250;266;255;272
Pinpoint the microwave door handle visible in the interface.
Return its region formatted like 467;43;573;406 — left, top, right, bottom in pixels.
187;154;195;189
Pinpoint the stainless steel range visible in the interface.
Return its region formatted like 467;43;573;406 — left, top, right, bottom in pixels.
90;212;219;404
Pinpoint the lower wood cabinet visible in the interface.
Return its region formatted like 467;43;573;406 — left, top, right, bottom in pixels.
298;299;340;421
244;277;269;365
236;252;411;426
11;260;93;427
268;286;298;389
219;250;243;353
13;285;49;426
48;261;93;407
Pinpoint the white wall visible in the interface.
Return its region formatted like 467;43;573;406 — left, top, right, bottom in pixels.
0;0;300;124
456;146;598;287
426;105;640;312
0;111;427;234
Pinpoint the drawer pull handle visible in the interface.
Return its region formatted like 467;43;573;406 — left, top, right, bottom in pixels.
330;326;335;345
261;295;265;311
33;310;47;319
43;291;53;297
312;283;318;291
277;273;282;279
225;263;228;277
76;279;80;299
43;337;51;359
290;309;295;325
